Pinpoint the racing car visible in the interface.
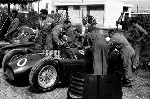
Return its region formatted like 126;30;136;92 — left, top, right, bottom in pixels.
3;44;94;92
0;26;37;66
3;41;123;93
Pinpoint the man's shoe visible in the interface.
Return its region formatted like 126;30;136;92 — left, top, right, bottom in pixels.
122;79;132;87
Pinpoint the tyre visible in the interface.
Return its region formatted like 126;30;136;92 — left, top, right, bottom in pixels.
29;58;60;92
2;49;27;72
4;67;15;82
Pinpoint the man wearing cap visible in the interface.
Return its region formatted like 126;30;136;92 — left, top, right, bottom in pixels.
36;9;56;50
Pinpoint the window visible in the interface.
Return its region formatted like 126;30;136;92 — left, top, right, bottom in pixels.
87;5;104;11
73;6;80;10
57;6;68;10
123;7;128;12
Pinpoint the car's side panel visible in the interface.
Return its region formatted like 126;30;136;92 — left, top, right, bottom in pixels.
0;42;35;51
8;53;45;76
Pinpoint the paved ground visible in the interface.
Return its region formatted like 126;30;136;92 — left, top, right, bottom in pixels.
0;68;149;99
123;69;150;99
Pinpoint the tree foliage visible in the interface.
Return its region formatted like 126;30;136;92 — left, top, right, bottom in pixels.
129;15;150;68
82;15;97;26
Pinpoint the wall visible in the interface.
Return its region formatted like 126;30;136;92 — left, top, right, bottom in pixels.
31;0;128;29
104;0;124;28
67;5;87;25
33;0;55;14
68;6;81;24
87;5;105;27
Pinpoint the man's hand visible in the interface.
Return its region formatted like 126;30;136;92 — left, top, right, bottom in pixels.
84;45;91;50
137;38;141;43
137;37;143;42
58;42;65;47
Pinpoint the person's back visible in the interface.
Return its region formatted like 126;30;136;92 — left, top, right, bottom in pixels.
108;30;135;87
85;26;108;75
86;28;107;46
110;33;131;48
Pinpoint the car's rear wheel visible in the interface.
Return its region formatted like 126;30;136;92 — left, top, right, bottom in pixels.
4;68;15;82
29;58;60;92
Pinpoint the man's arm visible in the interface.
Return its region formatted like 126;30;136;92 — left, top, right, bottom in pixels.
7;18;20;34
136;24;148;42
53;28;64;46
108;34;125;51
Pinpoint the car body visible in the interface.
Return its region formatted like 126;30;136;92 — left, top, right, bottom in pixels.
0;26;36;65
3;47;93;91
4;52;45;80
3;43;122;92
0;41;36;66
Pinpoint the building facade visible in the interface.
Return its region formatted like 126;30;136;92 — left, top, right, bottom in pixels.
34;0;134;28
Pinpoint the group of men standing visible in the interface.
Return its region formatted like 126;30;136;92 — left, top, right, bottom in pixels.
0;8;148;88
82;17;147;87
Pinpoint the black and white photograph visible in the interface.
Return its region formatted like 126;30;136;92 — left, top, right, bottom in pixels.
0;0;150;99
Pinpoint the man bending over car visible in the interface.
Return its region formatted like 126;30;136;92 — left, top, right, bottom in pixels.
108;29;135;87
52;20;75;58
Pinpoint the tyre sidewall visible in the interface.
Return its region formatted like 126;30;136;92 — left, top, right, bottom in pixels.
29;58;60;92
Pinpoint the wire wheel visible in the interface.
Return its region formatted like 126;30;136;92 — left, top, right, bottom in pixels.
38;65;57;88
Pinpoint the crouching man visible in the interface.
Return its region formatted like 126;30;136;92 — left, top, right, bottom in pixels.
108;29;135;87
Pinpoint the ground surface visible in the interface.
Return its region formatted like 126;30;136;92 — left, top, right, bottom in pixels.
0;68;149;99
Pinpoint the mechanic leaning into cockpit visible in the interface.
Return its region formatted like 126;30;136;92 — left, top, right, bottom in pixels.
51;19;75;58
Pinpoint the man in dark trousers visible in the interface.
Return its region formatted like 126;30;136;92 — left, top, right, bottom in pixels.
129;18;148;70
108;29;135;87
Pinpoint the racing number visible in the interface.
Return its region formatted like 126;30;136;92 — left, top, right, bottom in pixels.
79;50;85;55
17;58;27;67
45;50;61;59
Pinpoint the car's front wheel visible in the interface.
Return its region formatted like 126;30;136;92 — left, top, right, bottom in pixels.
29;58;60;92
